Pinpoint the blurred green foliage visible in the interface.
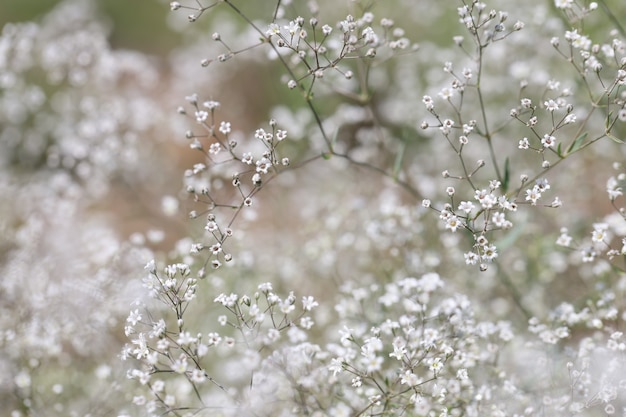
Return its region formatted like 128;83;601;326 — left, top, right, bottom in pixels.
0;0;180;55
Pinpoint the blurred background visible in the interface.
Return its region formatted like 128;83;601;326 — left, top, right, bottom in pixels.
0;0;179;54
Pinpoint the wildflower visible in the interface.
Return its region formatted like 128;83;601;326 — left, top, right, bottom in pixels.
195;110;208;123
482;244;498;261
541;134;556;148
544;99;559;111
422;95;434;110
518;137;529;149
458;201;474;213
400;370;420;386
302;296;319;311
219;121;231;134
464;252;479;265
329;358;344;376
525;187;542;205
445;215;462;232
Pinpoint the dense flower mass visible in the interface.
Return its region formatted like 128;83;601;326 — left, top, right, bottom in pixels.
2;0;626;416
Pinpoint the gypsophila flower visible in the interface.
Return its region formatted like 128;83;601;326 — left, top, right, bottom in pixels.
219;121;231;134
525;187;542;205
203;100;220;109
591;223;609;243
564;113;577;124
126;309;142;326
544;99;559;111
464;251;479;265
581;247;596;262
302;296;319;311
458;201;474;213
242;152;253;165
482;244;498;261
422;95;434;110
518;137;529;149
210;242;222;254
541;134;556;148
445;215;462;232
195;110;208;123
209;142;221;155
401;370;420;386
607;176;623;200
256;157;272;174
171;356;188;374
329;358;344;376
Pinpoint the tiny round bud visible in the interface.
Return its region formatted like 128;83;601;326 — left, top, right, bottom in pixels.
201;59;210;67
420;121;429;129
477;159;485;167
442;170;450;178
520;174;529;182
287;79;297;89
188;14;197;22
542;160;550;169
422;199;431;208
446;186;455;196
269;118;277;127
212;32;221;41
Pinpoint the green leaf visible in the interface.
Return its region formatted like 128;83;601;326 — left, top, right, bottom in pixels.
557;142;563;158
502;157;510;193
607;133;626;144
393;142;406;179
566;132;588;154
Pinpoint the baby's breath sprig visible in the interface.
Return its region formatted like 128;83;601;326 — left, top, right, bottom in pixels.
178;96;291;271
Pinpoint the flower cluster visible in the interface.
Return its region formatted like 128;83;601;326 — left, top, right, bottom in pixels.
4;0;626;416
123;275;319;415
